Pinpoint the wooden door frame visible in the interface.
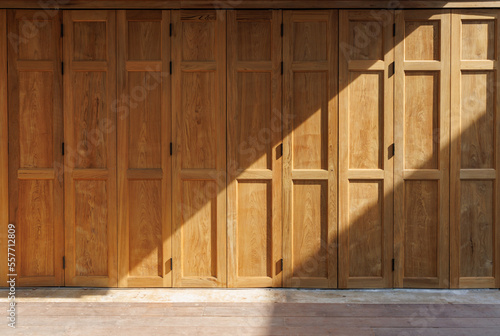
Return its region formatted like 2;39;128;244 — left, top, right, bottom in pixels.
0;9;8;286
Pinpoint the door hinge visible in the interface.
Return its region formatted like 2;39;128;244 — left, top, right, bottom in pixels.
389;62;395;77
279;259;283;272
170;142;173;156
281;62;283;75
393;23;396;37
62;142;65;156
62;256;65;269
392;258;395;271
169;62;172;74
280;23;283;37
61;62;64;75
61;24;64;38
169;23;172;36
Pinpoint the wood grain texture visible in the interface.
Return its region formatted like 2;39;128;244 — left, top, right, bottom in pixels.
227;10;282;288
339;10;394;288
117;10;171;288
64;10;117;287
450;10;500;289
0;9;7;286
283;10;337;288
7;10;64;286
395;10;450;288
172;10;226;287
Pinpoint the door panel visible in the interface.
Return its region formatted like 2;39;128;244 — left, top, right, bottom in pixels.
283;10;337;288
172;10;226;287
339;10;394;288
64;10;117;286
395;10;450;288
227;10;282;288
451;10;500;288
7;10;64;286
117;10;171;288
0;9;6;286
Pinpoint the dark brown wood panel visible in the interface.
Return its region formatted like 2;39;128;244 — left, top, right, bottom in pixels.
7;10;64;286
0;9;7;286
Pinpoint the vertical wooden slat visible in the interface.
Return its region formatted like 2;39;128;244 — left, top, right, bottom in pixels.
283;10;338;288
227;10;282;288
117;10;171;287
394;10;451;288
0;9;8;285
172;10;227;287
64;10;117;287
339;10;394;288
451;10;500;289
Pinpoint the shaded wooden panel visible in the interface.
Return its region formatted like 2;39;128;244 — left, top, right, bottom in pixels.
283;10;337;288
172;10;226;287
128;72;162;169
8;10;64;286
0;9;7;286
237;181;272;278
451;10;500;289
459;180;494;278
292;181;328;280
117;10;171;288
404;21;440;60
18;180;54;277
403;180;439;279
339;10;394;289
64;10;117;287
292;72;327;170
237;21;271;61
19;71;54;168
128;180;162;277
460;72;494;169
348;72;383;170
74;180;108;277
404;72;439;170
348;181;383;278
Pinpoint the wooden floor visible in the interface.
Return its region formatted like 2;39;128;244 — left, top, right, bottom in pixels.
2;301;500;335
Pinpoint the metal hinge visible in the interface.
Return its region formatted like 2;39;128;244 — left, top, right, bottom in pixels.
280;23;283;37
170;142;173;156
392;258;395;271
169;62;172;74
61;24;64;38
62;142;65;156
169;23;172;36
63;256;65;269
279;259;283;272
281;62;283;75
393;23;396;37
389;62;395;77
61;62;64;75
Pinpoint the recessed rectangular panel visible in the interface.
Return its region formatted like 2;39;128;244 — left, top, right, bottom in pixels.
348;21;384;60
292;181;328;279
460;72;495;169
73;22;107;61
74;180;109;277
348;72;383;169
237;21;271;61
404;72;439;169
129;180;162;277
18;20;53;60
182;22;215;61
19;71;53;168
460;180;494;277
236;72;272;170
404;180;439;278
128;21;161;60
348;181;383;277
18;180;54;277
405;21;440;60
293;72;327;170
181;72;216;169
73;71;107;169
293;21;327;61
128;72;162;169
237;181;272;278
181;180;217;278
462;20;495;60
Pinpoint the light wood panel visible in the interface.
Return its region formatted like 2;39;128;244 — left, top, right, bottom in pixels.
227;10;282;288
395;10;450;288
0;9;7;286
64;10;117;287
117;10;171;287
7;10;64;286
283;10;337;288
172;10;226;287
451;10;500;289
339;10;394;288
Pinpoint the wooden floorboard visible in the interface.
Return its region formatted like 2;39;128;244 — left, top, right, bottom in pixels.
2;302;500;335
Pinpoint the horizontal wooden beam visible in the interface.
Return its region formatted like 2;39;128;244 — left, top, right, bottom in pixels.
1;1;500;10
